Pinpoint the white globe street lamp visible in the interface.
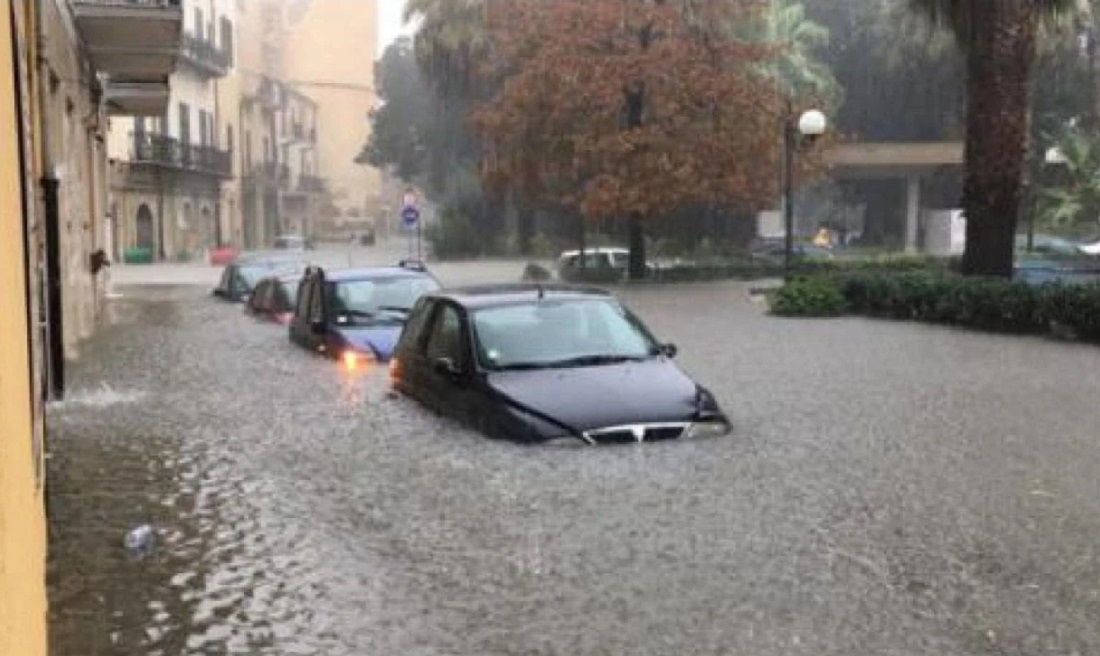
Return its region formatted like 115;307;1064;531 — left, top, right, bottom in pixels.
784;108;829;275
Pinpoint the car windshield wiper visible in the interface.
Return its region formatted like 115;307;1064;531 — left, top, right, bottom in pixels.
549;354;648;367
497;355;646;371
376;305;411;315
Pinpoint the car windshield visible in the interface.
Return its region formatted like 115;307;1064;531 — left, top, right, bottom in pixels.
282;280;300;306
238;264;296;291
326;276;439;324
472;298;658;370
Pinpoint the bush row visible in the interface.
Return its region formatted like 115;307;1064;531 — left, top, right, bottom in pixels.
770;271;1100;341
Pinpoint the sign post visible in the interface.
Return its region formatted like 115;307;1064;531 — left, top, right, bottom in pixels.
400;188;421;261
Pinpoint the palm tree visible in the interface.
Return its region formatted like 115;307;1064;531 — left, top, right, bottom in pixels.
911;0;1076;277
403;0;489;99
768;1;840;105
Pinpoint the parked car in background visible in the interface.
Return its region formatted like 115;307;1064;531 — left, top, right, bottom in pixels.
212;252;306;302
350;227;376;246
245;274;301;325
748;238;834;264
289;262;441;366
556;247;657;282
274;234;312;251
389;284;730;445
1014;233;1100;285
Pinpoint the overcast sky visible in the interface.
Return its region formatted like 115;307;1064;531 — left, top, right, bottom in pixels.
378;0;414;56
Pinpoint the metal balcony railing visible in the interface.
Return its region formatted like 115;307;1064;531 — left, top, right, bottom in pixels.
180;32;230;75
131;132;232;176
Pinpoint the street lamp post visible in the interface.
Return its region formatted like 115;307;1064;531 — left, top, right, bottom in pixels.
783;106;828;276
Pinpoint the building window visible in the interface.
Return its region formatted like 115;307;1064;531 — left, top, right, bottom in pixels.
244;130;252;168
179;102;191;144
198;110;208;145
227;125;234;157
221;17;235;67
194;8;203;37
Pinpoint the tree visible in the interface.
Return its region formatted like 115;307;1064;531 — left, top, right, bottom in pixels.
911;0;1075;277
361;37;434;184
474;0;811;277
1037;126;1100;231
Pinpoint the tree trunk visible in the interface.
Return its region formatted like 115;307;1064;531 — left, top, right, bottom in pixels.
960;0;1039;277
628;213;647;279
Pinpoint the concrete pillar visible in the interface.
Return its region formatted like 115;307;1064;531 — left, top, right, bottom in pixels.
905;175;921;253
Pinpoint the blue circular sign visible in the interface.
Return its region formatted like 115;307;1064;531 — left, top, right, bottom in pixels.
401;206;420;228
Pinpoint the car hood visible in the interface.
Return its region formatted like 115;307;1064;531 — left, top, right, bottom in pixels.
333;324;403;361
486;359;702;433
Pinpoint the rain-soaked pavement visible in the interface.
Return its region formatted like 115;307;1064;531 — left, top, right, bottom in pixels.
48;252;1100;655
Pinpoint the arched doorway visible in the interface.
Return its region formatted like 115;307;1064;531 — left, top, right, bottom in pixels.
135;203;154;251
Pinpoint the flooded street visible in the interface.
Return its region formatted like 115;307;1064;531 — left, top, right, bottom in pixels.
48;258;1100;655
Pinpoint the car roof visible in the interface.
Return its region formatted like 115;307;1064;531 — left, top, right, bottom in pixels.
313;266;436;282
233;250;307;264
430;283;614;309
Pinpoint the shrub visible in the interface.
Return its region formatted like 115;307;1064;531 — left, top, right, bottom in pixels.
425;208;482;260
770;276;847;317
1042;282;1100;342
776;271;1068;337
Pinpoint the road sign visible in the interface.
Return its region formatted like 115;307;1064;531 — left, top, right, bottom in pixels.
401;205;420;229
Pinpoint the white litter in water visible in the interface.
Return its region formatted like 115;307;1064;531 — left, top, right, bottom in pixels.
49;382;147;409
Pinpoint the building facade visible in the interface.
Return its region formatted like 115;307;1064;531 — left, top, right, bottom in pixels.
108;0;233;263
281;0;379;230
3;1;182;652
1;6;45;654
226;0;377;247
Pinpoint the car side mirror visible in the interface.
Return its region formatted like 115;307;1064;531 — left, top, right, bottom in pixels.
434;357;461;380
660;343;678;358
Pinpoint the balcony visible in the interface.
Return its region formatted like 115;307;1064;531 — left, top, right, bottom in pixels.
245;161;289;188
131;132;232;177
179;33;230;77
69;0;183;79
104;81;169;116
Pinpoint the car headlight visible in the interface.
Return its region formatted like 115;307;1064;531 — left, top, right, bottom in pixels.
684;420;731;439
341;348;373;371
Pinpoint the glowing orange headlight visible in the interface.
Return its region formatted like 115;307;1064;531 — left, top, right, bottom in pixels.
343;351;363;371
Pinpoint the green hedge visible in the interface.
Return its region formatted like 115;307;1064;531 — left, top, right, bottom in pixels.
771;270;1100;342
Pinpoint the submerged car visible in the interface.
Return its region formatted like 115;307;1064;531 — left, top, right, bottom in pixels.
212;252;306;302
389;284;731;445
556;247;656;282
245;273;301;325
289;263;442;365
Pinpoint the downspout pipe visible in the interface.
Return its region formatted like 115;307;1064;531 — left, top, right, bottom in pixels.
35;0;64;401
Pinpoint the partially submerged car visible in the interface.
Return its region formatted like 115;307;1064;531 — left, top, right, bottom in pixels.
213;252;306;302
389;284;731;445
245;273;301;325
289;263;442;366
556;247;657;282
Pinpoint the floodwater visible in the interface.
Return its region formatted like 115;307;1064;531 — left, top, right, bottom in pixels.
47;274;1100;655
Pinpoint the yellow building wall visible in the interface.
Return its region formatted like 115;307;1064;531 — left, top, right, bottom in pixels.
0;2;48;655
282;0;380;219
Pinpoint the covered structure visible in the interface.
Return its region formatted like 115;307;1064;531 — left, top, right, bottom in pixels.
825;141;964;252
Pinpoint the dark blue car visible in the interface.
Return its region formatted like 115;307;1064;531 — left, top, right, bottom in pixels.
288;263;442;366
